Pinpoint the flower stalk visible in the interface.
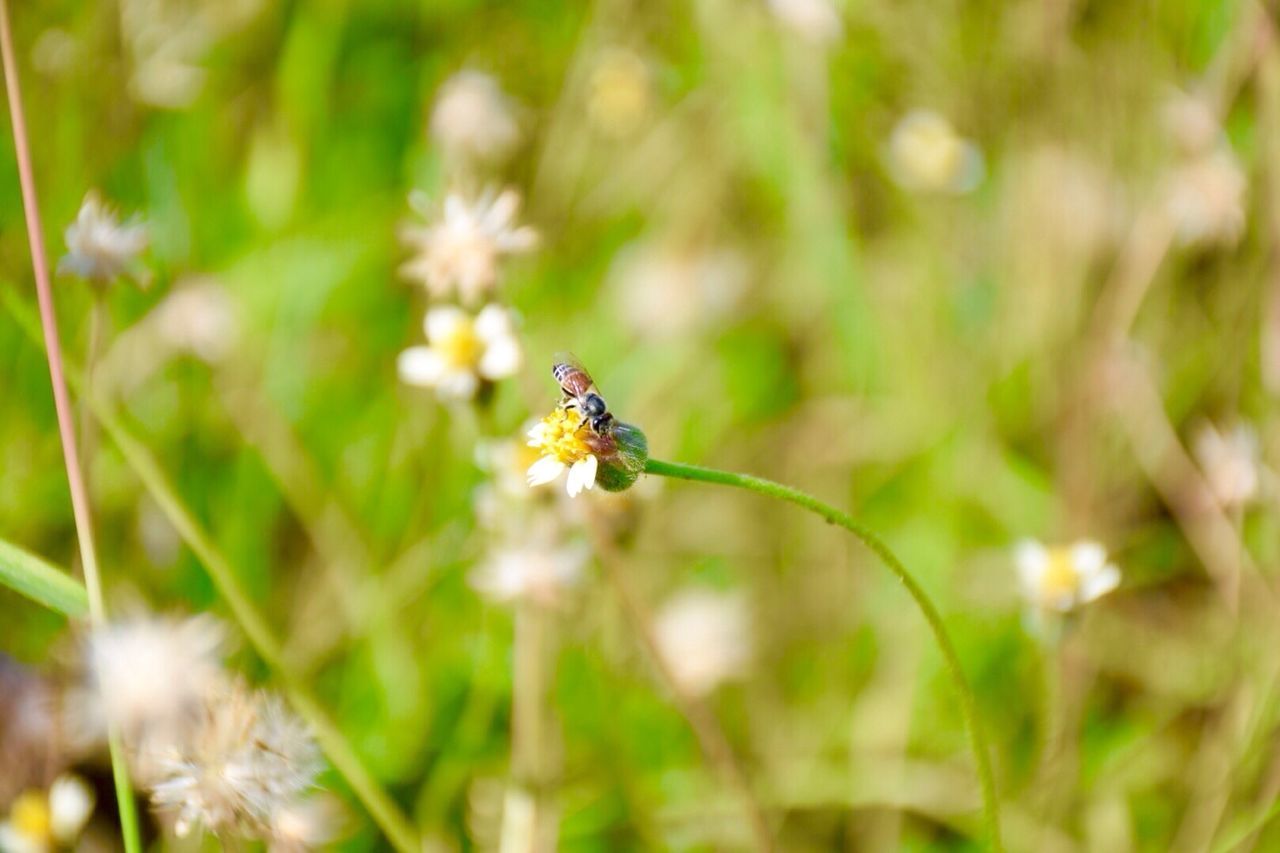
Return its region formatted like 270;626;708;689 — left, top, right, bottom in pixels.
640;457;1004;852
0;2;142;848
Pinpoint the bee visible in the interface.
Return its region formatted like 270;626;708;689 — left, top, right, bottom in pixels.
552;353;614;435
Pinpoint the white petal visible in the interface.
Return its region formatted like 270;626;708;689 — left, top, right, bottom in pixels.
527;455;566;487
498;225;539;252
484;189;520;229
0;824;41;853
474;304;514;340
566;455;598;497
397;346;445;386
1013;539;1048;591
444;193;468;222
424;305;469;342
479;335;522;379
527;422;548;443
49;774;95;843
1079;564;1121;603
435;369;479;400
1070;540;1108;577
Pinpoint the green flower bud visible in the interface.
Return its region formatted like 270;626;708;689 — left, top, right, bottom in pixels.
590;421;648;492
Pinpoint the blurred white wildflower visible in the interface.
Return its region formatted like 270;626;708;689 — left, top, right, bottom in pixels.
526;408;599;498
1164;148;1246;248
30;28;79;76
587;48;653;138
0;773;94;853
470;535;589;607
149;683;320;840
1015;539;1120;613
1160;91;1246;248
268;795;341;853
398;304;522;401
1193;421;1260;510
58;192;148;285
152;280;240;364
73;615;227;751
766;0;843;44
653;589;752;696
886;110;984;195
430;71;521;166
610;241;748;339
399;190;538;305
1164;91;1222;156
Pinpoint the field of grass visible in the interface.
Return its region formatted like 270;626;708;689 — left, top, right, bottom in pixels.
2;0;1279;850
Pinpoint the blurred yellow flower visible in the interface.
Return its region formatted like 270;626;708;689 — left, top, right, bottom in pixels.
398;305;523;401
886;110;984;195
0;774;95;853
1015;539;1120;613
587;48;652;138
526;408;599;497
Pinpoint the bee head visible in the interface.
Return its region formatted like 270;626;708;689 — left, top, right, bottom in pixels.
590;412;614;435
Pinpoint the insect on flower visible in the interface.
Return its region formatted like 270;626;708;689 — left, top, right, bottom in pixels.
552;352;613;436
528;356;648;496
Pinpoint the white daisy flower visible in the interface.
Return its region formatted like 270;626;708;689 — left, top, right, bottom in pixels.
399;189;538;305
1193;421;1260;510
0;773;95;853
398;304;522;401
653;589;753;697
58;191;148;284
525;408;599;498
1015;539;1121;613
886;110;985;195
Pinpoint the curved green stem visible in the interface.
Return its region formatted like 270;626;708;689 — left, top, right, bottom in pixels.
642;458;1003;851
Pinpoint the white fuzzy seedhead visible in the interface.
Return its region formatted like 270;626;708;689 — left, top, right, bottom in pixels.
148;681;321;841
58;191;148;284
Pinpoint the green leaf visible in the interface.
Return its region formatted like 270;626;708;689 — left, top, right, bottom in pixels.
0;536;88;618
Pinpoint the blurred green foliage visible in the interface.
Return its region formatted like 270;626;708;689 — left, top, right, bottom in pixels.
2;0;1280;850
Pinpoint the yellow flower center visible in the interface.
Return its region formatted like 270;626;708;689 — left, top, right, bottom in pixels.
901;120;963;186
533;408;594;464
10;790;52;842
1039;549;1080;603
437;320;483;368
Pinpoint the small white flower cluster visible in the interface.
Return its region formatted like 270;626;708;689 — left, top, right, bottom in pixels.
71;615;333;848
399;75;535;403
